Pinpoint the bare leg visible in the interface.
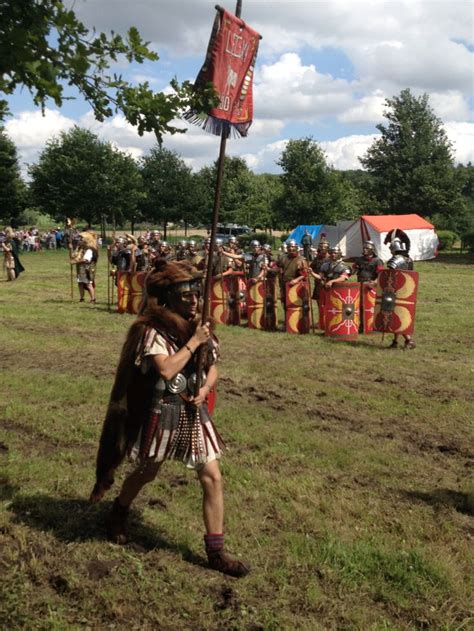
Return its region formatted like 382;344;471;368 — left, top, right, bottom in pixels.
197;460;224;534
106;461;162;544
78;283;85;301
199;460;250;577
86;283;96;302
118;460;162;508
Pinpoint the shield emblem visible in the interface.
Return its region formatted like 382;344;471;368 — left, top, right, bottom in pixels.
117;272;146;314
285;280;311;334
374;270;418;335
324;282;360;339
247;277;277;330
360;282;376;333
210;275;242;325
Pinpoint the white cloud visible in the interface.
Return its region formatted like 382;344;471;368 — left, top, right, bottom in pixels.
429;91;471;122
321;135;378;170
444;122;474;164
255;53;354;121
5;109;75;167
338;91;386;124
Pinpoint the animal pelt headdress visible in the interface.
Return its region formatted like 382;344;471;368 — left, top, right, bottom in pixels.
80;231;99;255
89;258;214;503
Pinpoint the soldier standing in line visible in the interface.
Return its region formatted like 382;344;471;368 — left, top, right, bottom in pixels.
278;239;308;311
386;238;416;350
319;246;351;289
352;240;384;286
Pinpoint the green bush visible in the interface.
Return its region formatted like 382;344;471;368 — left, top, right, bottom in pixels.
436;230;458;250
461;230;474;253
238;232;277;248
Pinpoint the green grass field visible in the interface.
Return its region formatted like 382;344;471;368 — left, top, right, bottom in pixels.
1;250;473;630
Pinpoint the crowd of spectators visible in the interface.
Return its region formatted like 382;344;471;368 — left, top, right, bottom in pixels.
4;227;104;251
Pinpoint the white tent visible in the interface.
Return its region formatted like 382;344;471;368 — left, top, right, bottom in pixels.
335;214;439;261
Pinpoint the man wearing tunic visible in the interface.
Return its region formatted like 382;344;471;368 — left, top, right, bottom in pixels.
69;232;98;303
246;240;266;282
90;259;249;577
278;239;308;310
1;228;25;281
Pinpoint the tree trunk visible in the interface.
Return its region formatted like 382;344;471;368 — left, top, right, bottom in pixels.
163;220;167;240
184;220;188;237
131;218;135;234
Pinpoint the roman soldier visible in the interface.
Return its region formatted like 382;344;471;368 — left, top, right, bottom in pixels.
1;228;25;281
386;238;416;349
90;259;249;578
384;228;411;253
176;239;188;261
135;236;152;272
309;240;330;300
246;240;265;282
186;240;204;268
319;246;351;288
69;231;99;303
278;239;308;309
211;239;233;278
157;241;175;262
149;230;162;254
352;240;384;285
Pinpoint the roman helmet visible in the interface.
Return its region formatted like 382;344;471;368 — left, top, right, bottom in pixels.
363;240;375;254
328;245;342;259
148;259;203;307
287;239;299;257
390;237;406;254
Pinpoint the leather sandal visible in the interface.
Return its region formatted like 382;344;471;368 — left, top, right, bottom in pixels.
207;549;250;578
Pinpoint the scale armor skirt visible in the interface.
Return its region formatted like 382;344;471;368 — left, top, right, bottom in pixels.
129;400;225;470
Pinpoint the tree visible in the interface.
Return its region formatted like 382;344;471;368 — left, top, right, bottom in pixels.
140;147;195;238
275;137;353;228
0;0;216;140
29;126;143;228
0;128;26;223
197;156;254;226
239;173;283;230
360;89;464;220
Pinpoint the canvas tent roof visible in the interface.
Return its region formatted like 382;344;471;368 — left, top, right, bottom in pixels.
338;214;438;261
362;214;434;231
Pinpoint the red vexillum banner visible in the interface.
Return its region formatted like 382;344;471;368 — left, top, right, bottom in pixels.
185;7;261;137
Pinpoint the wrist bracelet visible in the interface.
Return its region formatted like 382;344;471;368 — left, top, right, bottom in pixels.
184;344;193;354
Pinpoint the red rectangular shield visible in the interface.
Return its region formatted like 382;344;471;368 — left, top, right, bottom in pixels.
210;274;242;325
324;282;360;340
374;270;419;335
360;282;376;334
285;280;311;334
117;272;146;314
247;277;277;330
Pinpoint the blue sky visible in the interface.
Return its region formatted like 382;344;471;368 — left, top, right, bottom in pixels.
5;0;473;174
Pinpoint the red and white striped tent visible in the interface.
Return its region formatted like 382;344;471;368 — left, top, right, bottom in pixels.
336;214;439;261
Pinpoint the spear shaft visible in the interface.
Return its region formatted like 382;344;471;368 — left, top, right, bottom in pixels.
194;0;243;396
